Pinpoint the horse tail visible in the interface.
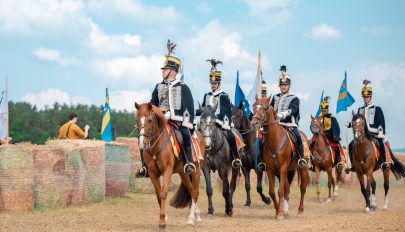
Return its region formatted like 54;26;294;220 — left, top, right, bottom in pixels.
390;150;405;180
170;177;192;209
287;169;296;185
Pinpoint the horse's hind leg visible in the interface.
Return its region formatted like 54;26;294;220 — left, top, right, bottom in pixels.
257;170;271;205
242;167;252;207
315;166;322;202
202;165;214;215
382;168;390;210
334;168;342;197
326;167;334;202
370;177;377;209
229;167;239;211
267;170;279;217
298;167;309;216
178;171;199;225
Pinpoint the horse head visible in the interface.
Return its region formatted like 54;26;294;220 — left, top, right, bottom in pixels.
135;102;165;150
310;115;323;135
250;95;275;130
351;111;368;143
231;104;245;130
198;103;218;149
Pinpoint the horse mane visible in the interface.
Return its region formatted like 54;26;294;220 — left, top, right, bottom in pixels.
352;113;373;140
137;103;166;128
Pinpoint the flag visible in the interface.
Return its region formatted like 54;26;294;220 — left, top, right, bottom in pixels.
101;88;113;142
314;90;324;118
336;71;355;114
246;70;262;112
0;78;8;140
234;70;252;118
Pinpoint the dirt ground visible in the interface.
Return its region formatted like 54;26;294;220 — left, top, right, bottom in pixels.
1;177;405;232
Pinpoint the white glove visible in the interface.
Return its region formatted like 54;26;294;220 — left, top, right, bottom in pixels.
277;113;284;119
164;111;171;120
377;131;385;139
84;125;90;131
344;121;351;128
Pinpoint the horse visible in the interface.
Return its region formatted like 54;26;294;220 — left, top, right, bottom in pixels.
310;115;343;202
231;105;271;207
250;96;310;219
135;102;206;228
199;103;239;216
351;112;405;212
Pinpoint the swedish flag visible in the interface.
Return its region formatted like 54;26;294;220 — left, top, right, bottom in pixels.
336;71;355;114
315;90;324;118
101;88;113;142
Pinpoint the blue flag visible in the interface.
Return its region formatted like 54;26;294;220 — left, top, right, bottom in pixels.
336;71;355;114
234;70;252;118
101;88;113;142
315;90;324;118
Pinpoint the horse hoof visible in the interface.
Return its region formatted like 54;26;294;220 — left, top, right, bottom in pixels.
244;205;250;209
225;210;233;217
318;199;323;203
207;213;214;218
276;215;285;220
159;223;166;229
383;205;388;210
263;197;271;205
327;198;332;203
364;207;371;213
187;218;195;225
196;216;202;222
297;212;304;218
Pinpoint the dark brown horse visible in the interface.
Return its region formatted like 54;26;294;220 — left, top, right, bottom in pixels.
310;115;343;202
135;102;206;228
251;96;310;219
351;112;405;212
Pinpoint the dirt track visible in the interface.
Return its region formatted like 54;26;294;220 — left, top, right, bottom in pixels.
1;178;405;232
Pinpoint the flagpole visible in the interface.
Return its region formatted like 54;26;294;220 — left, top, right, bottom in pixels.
345;111;349;168
256;49;261;97
5;77;9;145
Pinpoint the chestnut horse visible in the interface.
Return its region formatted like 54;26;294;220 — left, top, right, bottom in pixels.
310;115;343;202
351;112;405;212
251;96;310;219
135;102;206;228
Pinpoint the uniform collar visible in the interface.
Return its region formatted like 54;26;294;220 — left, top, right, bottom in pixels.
212;88;223;96
364;101;374;108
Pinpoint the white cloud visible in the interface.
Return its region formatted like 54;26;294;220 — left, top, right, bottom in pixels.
33;48;80;65
197;2;211;14
307;23;341;40
21;88;90;109
87;19;141;56
110;90;151;112
86;0;181;24
361;26;388;36
0;0;85;35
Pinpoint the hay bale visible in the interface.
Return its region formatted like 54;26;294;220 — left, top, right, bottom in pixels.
0;145;34;211
81;145;105;203
115;137;139;175
33;146;66;211
105;142;131;197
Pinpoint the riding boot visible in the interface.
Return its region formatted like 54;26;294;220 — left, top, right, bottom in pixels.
297;143;308;168
135;149;148;178
226;130;242;168
378;139;389;170
345;142;355;174
335;146;343;170
183;147;196;175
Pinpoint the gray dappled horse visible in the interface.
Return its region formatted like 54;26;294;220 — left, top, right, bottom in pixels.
199;103;239;216
231;105;271;207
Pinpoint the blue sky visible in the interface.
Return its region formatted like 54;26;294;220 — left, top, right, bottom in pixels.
1;0;404;148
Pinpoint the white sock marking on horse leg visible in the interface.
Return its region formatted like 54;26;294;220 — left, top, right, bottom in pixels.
165;209;168;222
195;202;202;222
364;207;370;213
383;196;388;210
334;185;338;197
188;200;196;225
370;194;376;207
283;199;289;215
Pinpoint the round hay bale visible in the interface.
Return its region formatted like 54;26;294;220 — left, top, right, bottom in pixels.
81;145;105;203
115;137;139;175
105;142;131;197
33;145;66;211
0;145;34;211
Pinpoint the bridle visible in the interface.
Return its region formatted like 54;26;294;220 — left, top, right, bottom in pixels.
232;108;253;135
200;113;224;155
252;103;278;134
138;112;168;159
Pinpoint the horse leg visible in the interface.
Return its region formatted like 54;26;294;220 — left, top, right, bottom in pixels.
242;167;252;208
283;174;290;218
220;169;232;216
364;171;373;213
326;167;334;202
276;166;287;219
229;167;239;212
334;168;341;197
298;166;309;216
315;166;321;202
370;176;377;210
178;171;199;225
355;172;368;212
158;167;173;227
267;170;279;217
257;170;271;205
382;168;390;210
191;169;202;222
202;165;214;216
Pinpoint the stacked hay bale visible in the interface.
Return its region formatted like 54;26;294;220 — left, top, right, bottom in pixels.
115;137;139;175
32;146;66;211
104;142;131;197
0;144;34;211
46;140;105;205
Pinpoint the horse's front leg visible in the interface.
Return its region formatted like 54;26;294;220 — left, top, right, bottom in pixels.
159;166;174;227
355;172;368;212
364;170;373;213
242;166;251;207
326;167;334;202
220;168;232;216
148;170;164;228
298;165;309;216
276;165;287;219
267;169;278;217
257;169;271;205
315;165;321;202
202;164;214;216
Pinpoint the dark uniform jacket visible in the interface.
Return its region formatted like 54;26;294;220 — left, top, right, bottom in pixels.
270;93;300;127
357;102;385;138
151;79;194;129
200;89;232;130
321;113;341;143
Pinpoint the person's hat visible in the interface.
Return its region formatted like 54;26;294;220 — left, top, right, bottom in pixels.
320;96;331;110
261;80;268;97
361;79;372;97
161;39;181;73
206;59;223;83
279;65;292;86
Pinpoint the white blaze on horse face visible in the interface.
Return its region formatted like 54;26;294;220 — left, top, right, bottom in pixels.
256;105;261;111
139;116;145;149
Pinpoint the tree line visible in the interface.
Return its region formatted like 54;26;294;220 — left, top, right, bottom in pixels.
8;101;137;144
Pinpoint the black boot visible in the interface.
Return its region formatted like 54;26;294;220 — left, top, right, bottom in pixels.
135;149;148;178
183;147;196;175
227;131;242;169
345;143;355;174
335;147;343;170
297;144;308;168
378;140;389;170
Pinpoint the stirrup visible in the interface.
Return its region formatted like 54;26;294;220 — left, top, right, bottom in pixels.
232;159;242;169
336;162;344;170
345;165;354;174
135;166;148;178
184;162;196;175
380;162;389;170
257;162;266;172
298;158;308;168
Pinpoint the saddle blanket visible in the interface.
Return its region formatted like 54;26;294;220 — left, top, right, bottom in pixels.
165;124;204;162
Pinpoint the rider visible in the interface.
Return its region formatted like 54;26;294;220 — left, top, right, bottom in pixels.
257;80;268;171
270;65;307;168
136;39;196;177
319;96;344;169
197;59;242;169
345;80;388;173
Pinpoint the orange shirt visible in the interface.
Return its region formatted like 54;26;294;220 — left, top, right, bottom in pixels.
58;122;85;139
